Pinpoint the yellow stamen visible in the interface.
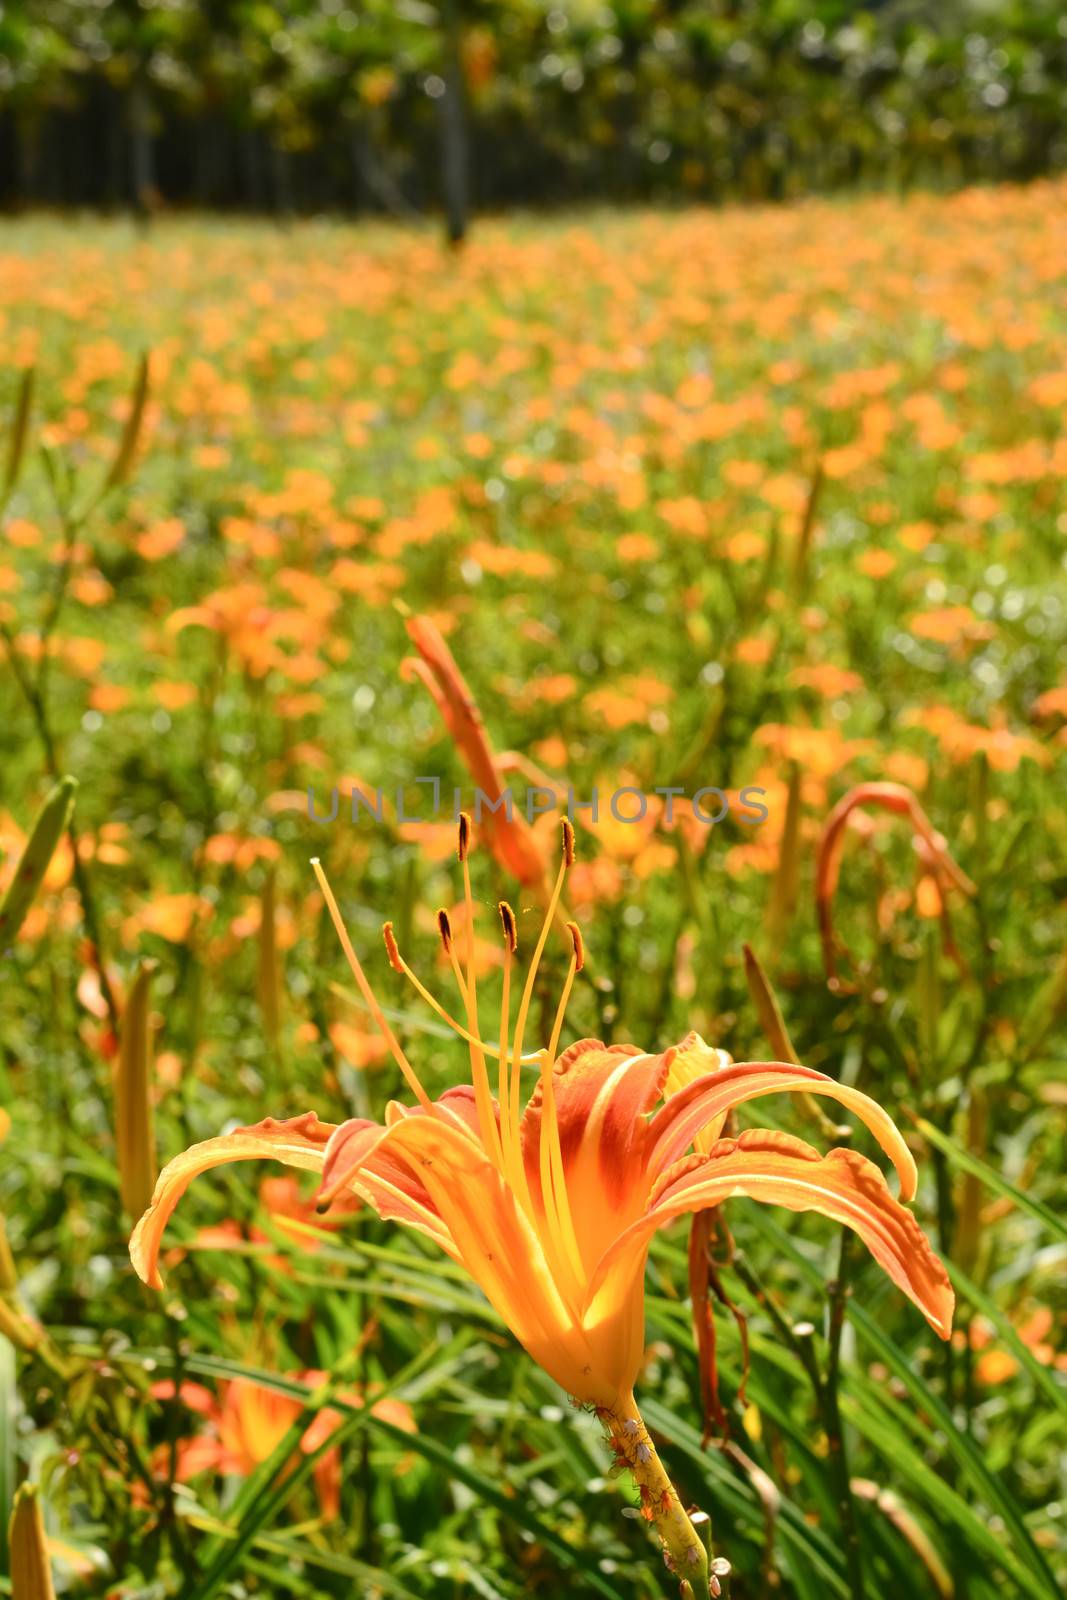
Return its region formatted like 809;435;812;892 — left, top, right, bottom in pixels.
497;909;515;1178
384;921;507;1063
311;859;432;1110
537;925;586;1268
454;816;504;1171
511;824;585;1300
494;900;537;1215
547;948;580;1067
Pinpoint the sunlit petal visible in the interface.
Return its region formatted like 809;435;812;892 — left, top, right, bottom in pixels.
351;1111;599;1396
319;1100;476;1256
649;1056;918;1199
661;1030;733;1151
588;1128;954;1343
130;1113;336;1289
520;1039;668;1269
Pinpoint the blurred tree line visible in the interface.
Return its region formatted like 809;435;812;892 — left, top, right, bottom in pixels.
2;0;1066;222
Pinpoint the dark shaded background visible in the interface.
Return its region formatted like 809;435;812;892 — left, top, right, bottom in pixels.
4;0;1067;225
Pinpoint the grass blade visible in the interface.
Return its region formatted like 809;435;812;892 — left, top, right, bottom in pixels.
914;1116;1066;1244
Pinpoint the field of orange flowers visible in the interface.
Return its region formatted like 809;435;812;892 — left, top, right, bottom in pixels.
1;182;1065;1600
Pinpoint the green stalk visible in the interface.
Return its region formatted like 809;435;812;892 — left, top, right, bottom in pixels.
609;1390;710;1595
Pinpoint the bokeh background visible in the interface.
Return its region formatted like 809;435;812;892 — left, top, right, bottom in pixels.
4;1;1067;224
1;4;1066;1600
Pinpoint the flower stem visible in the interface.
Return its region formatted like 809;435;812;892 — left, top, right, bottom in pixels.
610;1390;710;1596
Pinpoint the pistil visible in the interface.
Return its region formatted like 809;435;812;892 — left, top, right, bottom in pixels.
311;859;432;1110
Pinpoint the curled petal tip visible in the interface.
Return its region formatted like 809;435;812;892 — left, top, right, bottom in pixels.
126;1118;334;1294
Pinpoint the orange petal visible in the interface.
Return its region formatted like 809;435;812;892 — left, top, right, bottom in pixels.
662;1030;733;1152
520;1039;668;1268
323;1088;489;1234
589;1128;953;1341
129;1113;336;1289
649;1056;918;1200
341;1109;598;1396
318;1114;456;1256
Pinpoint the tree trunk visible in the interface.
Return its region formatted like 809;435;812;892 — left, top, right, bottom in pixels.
106;87;125;208
15;112;42;208
240;129;265;211
129;77;156;220
350;122;421;221
439;0;469;246
271;141;294;222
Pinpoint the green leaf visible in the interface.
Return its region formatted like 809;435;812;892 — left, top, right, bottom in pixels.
850;1303;1061;1596
915;1116;1066;1244
947;1258;1067;1419
227;1530;425;1596
2;365;34;499
843;1375;1040;1593
745;1211;1061;1597
115;1344;625;1598
0;776;76;945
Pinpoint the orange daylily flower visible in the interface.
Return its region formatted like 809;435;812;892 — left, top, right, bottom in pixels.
816;782;976;988
150;1371;414;1518
132;822;951;1592
399;612;547;887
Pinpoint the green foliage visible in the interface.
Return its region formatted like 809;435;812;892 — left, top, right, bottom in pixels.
2;1;1067;207
0;189;1065;1596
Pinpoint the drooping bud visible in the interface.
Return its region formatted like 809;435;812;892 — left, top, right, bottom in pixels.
498;901;517;953
9;1482;57;1600
382;921;403;973
457;811;471;862
561;817;575;868
116;960;159;1221
400;615;548;887
437;908;453;955
815;781;975;988
566;920;585;972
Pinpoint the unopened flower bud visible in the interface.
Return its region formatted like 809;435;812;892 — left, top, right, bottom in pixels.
116;960;158;1220
9;1482;57;1600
